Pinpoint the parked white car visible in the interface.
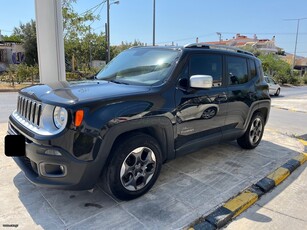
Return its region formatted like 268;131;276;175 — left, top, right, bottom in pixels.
264;76;281;96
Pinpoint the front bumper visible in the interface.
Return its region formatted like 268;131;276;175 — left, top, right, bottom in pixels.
8;121;103;190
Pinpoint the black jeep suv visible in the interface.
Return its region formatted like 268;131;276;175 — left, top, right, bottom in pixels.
7;44;270;200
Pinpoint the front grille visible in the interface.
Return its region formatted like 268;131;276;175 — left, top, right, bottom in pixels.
16;95;42;126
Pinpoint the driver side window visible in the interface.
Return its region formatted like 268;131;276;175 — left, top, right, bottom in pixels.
189;54;223;87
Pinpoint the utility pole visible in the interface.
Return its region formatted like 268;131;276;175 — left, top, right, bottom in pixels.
284;18;307;71
89;26;92;68
106;0;119;63
153;0;156;46
105;23;108;63
107;0;110;63
216;32;222;42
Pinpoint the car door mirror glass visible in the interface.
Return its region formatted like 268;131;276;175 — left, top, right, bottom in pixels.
190;75;213;89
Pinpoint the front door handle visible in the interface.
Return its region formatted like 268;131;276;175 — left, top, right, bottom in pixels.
216;93;227;102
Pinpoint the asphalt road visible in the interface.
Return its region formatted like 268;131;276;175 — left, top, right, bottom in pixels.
0;92;18;123
267;85;307;137
275;85;307;97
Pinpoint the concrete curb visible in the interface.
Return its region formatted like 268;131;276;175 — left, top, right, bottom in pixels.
0;89;20;92
189;151;307;230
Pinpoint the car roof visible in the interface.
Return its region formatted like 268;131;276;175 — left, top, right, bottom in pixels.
131;44;256;58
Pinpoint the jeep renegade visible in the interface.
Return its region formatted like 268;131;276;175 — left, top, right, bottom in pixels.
7;44;270;200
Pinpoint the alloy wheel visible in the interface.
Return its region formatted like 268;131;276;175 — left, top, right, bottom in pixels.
120;147;156;191
249;117;263;145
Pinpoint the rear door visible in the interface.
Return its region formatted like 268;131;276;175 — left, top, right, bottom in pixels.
224;56;258;136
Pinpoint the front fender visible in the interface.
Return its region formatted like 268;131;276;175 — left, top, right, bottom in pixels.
101;117;175;163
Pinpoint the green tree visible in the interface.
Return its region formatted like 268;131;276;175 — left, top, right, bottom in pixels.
13;20;38;65
241;45;261;57
62;0;104;69
2;34;22;43
7;65;17;86
258;53;292;85
62;0;99;40
111;40;144;59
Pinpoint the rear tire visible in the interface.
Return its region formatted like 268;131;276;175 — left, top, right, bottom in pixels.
105;133;162;200
275;88;280;96
237;112;265;149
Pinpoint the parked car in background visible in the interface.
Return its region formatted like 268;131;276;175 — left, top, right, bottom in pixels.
265;76;281;96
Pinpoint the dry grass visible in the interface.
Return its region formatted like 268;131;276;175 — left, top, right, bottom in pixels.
0;82;36;90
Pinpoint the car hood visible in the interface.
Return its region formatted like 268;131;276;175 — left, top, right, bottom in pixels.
19;80;151;106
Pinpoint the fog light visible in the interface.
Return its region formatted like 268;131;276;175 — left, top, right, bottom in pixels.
40;163;66;177
45;149;62;156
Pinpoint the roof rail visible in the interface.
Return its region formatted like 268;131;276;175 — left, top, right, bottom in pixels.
184;43;254;56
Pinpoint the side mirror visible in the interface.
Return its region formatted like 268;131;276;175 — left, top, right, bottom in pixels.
190;75;213;89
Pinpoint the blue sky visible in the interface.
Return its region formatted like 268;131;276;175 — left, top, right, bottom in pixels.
0;0;306;56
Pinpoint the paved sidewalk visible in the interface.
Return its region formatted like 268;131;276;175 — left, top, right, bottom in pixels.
222;94;307;230
0;121;304;229
224;163;307;230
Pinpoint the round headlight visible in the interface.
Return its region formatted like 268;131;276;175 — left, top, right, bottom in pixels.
53;107;68;129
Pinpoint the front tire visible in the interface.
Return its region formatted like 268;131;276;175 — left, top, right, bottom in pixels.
237;112;265;149
275;88;280;96
106;133;162;200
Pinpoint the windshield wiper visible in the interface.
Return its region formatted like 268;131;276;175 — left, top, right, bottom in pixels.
109;80;129;85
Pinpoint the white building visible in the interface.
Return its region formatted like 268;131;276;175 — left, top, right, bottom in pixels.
0;41;25;72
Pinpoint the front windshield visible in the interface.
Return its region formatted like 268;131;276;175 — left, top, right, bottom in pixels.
96;48;180;86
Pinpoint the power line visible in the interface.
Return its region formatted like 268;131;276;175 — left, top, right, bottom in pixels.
220;32;307;35
89;2;106;27
91;1;106;15
97;2;106;17
156;31;307;45
156;33;216;44
283;17;307;70
93;26;104;31
80;0;119;16
80;1;105;15
0;29;13;32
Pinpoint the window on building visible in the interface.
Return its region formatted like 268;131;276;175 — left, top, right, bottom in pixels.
189;54;223;87
227;56;248;85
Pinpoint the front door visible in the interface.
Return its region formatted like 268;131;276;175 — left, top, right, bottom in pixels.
174;53;228;154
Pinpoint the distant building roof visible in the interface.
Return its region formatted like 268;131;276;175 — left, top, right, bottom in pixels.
204;33;280;54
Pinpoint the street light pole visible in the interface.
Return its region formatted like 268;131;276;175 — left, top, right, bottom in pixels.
106;0;119;63
107;0;110;63
153;0;155;46
284;18;307;70
293;19;300;71
89;26;92;67
105;23;108;63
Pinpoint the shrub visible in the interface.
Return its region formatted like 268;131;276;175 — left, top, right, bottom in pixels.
287;75;300;85
15;64;39;84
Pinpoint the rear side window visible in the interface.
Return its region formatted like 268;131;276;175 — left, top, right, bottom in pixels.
189;54;223;87
255;59;264;81
249;59;257;79
227;56;248;85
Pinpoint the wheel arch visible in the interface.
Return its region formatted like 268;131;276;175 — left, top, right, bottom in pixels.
244;100;271;130
98;117;175;177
